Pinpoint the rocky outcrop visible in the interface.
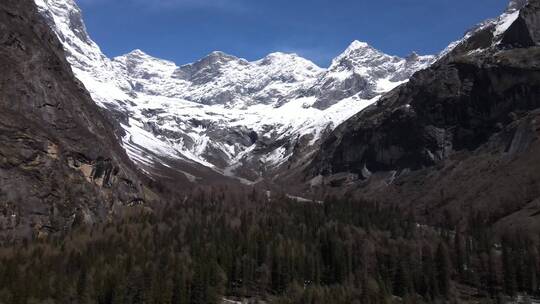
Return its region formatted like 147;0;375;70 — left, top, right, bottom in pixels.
0;0;152;241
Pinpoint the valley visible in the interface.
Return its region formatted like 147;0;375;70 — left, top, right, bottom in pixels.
0;0;539;302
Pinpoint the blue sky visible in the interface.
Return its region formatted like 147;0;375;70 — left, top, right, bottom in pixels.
78;0;510;67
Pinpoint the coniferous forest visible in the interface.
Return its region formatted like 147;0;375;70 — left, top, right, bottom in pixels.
0;188;539;304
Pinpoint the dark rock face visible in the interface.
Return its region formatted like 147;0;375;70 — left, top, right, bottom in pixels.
312;55;540;176
0;0;150;240
305;0;540;225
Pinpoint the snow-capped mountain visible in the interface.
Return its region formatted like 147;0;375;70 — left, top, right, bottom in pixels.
113;49;324;107
34;0;435;184
309;41;434;109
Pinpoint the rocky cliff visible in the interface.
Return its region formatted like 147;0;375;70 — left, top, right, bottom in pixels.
0;0;153;241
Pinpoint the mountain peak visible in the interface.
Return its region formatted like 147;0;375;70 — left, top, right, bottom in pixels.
259;52;300;65
188;50;243;68
205;50;238;60
257;52;324;74
346;40;371;51
261;52;311;64
337;40;383;59
115;49;176;68
125;49;152;58
330;40;388;69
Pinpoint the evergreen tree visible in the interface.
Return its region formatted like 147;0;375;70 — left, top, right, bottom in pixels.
436;243;452;298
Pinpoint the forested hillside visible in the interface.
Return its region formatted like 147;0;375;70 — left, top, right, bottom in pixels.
0;189;538;303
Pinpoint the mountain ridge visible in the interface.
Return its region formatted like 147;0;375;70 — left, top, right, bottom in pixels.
34;0;435;185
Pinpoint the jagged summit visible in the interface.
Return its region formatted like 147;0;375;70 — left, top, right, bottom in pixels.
308;41;435;109
116;49;173;64
125;49;153;57
199;50;242;63
331;40;384;66
183;50;245;70
345;40;371;50
335;40;433;68
259;52;318;67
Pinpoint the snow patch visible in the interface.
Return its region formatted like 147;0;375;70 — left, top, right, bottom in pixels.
494;10;520;37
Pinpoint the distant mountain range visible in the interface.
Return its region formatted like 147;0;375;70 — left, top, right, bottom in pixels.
35;0;436;185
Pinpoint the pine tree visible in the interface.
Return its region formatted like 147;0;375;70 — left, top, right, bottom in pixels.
393;261;410;297
502;242;517;296
436;243;452;298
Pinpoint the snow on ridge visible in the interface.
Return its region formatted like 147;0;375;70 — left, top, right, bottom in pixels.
494;8;522;38
438;0;528;59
